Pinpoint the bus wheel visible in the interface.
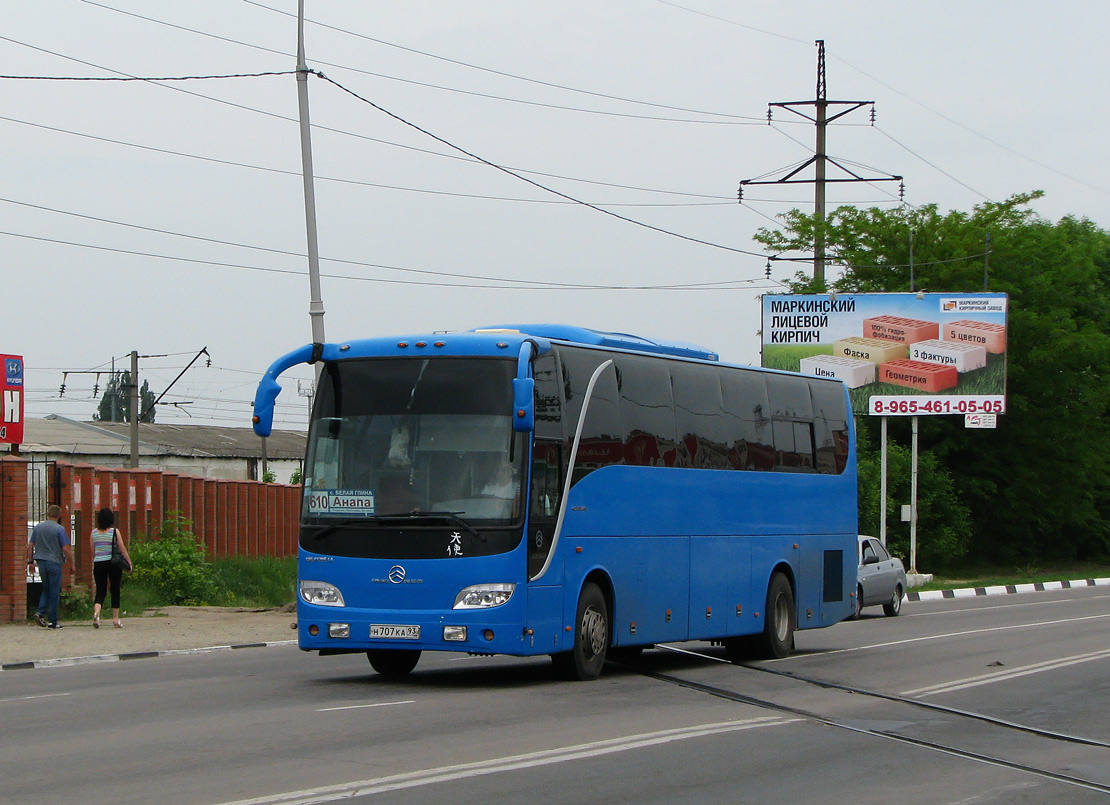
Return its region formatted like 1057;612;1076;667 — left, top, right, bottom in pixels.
553;583;609;681
755;573;795;660
367;649;421;676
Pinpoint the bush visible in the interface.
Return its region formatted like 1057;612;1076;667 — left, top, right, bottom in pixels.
127;513;218;606
59;583;93;620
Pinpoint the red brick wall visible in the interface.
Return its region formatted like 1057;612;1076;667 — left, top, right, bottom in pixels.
0;456;29;623
0;459;303;623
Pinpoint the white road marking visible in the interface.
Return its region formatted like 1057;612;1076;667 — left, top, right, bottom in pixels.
0;692;73;704
216;717;795;804
783;612;1110;660
901;648;1110;697
316;700;415;712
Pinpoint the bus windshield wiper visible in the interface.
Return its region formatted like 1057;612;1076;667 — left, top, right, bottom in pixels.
308;519;370;541
391;510;484;541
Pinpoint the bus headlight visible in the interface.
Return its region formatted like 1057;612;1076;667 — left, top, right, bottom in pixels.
453;583;515;609
299;580;345;607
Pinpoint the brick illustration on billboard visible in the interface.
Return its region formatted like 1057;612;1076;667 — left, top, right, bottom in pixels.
1;354;25;444
761;294;1007;417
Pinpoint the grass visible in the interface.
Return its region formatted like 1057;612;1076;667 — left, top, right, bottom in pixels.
915;561;1110;592
210;556;297;608
58;555;296;620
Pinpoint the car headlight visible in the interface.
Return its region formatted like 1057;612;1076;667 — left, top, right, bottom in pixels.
299;580;345;607
453;583;515;609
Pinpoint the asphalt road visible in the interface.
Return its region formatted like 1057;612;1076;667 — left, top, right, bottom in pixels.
2;587;1108;805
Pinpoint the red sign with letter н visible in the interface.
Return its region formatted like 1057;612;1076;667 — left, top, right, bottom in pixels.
1;354;24;445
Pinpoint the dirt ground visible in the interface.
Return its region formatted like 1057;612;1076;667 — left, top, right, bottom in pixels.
0;606;298;667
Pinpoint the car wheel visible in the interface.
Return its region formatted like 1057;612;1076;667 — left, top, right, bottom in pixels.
753;573;795;659
883;584;903;617
553;582;609;681
850;584;863;620
367;649;421;676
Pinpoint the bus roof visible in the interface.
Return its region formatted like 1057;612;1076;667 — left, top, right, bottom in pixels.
475;324;719;362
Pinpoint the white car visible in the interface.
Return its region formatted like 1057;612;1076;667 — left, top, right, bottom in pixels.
853;535;907;618
25;522;41;584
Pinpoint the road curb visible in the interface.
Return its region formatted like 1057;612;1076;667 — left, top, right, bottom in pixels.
907;577;1110;602
0;639;297;672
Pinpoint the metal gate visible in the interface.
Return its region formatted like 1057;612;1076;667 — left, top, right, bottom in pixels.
26;457;59;520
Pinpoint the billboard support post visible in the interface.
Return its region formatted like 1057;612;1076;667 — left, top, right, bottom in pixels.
910;416;919;574
880;416;888;547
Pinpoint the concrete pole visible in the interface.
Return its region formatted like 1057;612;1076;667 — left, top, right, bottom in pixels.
297;0;326;378
129;350;139;469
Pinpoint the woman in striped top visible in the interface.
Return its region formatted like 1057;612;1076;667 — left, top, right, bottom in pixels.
91;507;133;629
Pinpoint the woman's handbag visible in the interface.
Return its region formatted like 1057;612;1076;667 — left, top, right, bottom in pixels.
110;529;132;573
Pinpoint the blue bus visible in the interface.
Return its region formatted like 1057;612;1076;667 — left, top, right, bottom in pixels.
253;325;857;680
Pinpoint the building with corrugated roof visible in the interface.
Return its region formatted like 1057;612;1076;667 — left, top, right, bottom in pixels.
17;416;305;484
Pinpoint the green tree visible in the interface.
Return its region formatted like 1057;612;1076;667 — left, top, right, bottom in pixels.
94;371;157;423
755;193;1110;564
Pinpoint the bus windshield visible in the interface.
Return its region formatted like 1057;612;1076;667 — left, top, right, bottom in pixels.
301;357;525;558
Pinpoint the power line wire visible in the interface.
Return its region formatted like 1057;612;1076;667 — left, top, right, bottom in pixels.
238;0;764;122
828;51;1109;197
0;228;772;291
874;126;992;201
313;70;770;259
0;111;731;206
77;0;761;126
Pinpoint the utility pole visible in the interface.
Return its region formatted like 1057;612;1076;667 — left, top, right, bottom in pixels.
129;350;139;468
297;0;326;376
739;40;903;286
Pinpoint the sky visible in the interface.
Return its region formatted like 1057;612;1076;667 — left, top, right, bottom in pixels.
4;1;1108;432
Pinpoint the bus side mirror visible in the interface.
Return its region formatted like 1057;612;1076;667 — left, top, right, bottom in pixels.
512;378;535;432
252;377;281;437
252;343;320;438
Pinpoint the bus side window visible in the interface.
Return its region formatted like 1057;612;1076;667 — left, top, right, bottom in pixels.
561;350;622;484
721;371;774;471
767;374;816;472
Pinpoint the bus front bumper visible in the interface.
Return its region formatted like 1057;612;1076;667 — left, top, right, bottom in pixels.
296;602;543;656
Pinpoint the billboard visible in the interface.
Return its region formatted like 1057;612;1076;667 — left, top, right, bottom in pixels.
2;354;24;444
761;293;1007;416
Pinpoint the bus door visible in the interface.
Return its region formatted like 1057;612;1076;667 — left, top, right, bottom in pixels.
527;440;562;579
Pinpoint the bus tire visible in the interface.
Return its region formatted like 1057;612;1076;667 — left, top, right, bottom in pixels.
367;649;421;676
754;573;795;660
553;582;609;681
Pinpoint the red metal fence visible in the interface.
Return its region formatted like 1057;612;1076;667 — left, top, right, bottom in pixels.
0;456;302;623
